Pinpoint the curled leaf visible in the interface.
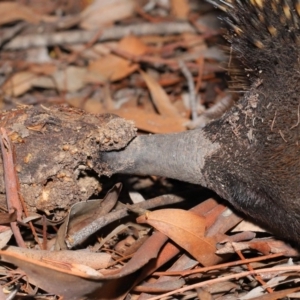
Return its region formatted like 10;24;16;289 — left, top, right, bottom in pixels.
137;208;220;266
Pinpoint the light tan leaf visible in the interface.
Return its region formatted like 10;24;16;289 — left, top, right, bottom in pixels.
0;2;42;25
140;70;183;119
80;0;136;30
88;36;148;82
0;228;12;249
171;0;190;19
2;72;38;97
246;287;300;300
33;66;87;92
232;220;266;232
137;209;219;266
3;67;86;96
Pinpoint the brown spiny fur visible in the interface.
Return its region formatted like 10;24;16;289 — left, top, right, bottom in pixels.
102;0;300;245
204;0;300;242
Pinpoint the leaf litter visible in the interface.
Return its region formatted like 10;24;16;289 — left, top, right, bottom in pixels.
0;0;299;299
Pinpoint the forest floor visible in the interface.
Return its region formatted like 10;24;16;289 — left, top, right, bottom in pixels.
0;0;299;299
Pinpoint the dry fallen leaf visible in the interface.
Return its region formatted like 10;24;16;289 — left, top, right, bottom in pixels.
244;287;300;300
0;228;13;249
113;107;186;133
171;0;190;19
216;239;299;257
0;2;42;25
0;210;17;224
80;0;136;30
61;183;122;249
2;67;87;96
34;66;87;92
88;35;148;82
140;70;183;119
0;246;107;300
232;220;266;233
137;208;220;266
2;72;38;97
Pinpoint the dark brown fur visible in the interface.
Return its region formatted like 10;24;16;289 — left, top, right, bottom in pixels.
204;0;300;241
102;0;300;244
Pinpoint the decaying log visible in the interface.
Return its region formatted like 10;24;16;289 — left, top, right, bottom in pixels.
0;105;136;215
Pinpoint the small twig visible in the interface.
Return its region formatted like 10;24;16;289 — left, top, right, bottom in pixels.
195;56;204;93
188;14;220;38
290;104;300;129
178;59;198;121
18;193;43;250
136;5;168;23
108;46;194;71
0;128;25;248
4;22;196;50
5;284;19;300
148;265;300;300
271;110;277;131
0;133;17;214
65;28;103;64
42;215;47;250
154;252;284;277
279;130;287;143
107;253;134;268
204;94;234;120
66;194;186;248
234;248;274;294
187;95;234;129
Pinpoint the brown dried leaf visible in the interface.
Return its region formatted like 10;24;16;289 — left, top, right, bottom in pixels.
29;63;57;75
140;70;183;119
88;36;148;82
171;0;190;19
0;210;17;224
0;246;106;299
137;209;219;266
248;239;299;256
113;107;186;133
1;240;161;299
